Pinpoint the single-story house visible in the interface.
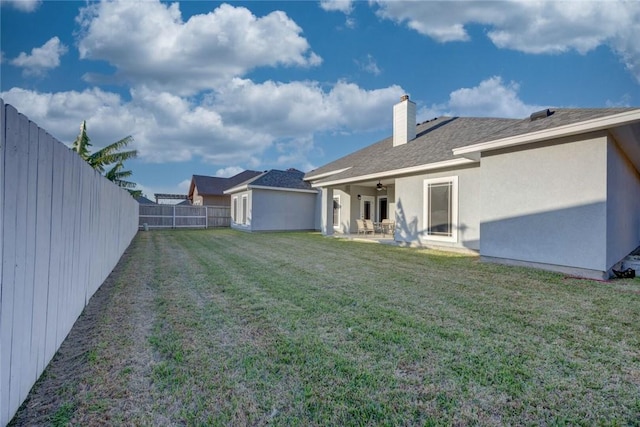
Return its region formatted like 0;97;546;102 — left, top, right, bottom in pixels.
188;170;262;206
305;95;640;279
225;168;319;232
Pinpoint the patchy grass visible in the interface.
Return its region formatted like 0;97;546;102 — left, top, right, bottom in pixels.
11;229;640;425
49;401;75;427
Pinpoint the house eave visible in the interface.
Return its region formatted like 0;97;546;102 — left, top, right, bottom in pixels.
225;184;318;194
249;185;318;194
304;167;352;182
453;109;640;158
310;158;477;188
224;184;249;194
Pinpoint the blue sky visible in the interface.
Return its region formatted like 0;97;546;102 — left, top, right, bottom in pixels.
2;0;639;199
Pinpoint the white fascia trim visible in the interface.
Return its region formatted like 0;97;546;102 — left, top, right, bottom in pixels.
453;109;640;158
311;158;476;188
225;184;318;194
305;167;352;182
224;184;248;194
249;185;319;194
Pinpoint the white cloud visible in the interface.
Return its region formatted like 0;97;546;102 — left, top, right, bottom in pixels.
214;78;403;136
273;136;319;172
10;36;68;76
1;80;403;167
356;54;381;76
1;0;41;12
177;179;191;192
1;87;132;143
215;166;245;177
76;0;322;95
320;0;353;14
372;0;640;83
605;94;632;108
345;17;356;29
417;76;545;120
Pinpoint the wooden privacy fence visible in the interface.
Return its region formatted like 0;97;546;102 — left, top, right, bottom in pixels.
139;205;231;229
0;99;139;426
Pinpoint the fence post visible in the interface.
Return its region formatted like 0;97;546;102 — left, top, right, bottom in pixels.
173;205;176;229
205;206;208;229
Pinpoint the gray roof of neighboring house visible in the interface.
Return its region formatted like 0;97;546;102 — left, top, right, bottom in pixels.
304;108;638;183
251;169;314;190
136;196;156;204
231;168;315;192
191;170;262;196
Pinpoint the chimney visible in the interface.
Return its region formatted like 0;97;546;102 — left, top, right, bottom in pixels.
393;94;416;147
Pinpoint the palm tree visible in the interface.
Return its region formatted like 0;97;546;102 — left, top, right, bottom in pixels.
71;120;140;196
105;161;142;198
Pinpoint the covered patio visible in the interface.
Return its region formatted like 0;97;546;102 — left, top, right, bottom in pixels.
317;177;397;238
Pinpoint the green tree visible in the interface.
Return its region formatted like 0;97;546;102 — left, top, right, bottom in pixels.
105;161;142;198
71;120;140;197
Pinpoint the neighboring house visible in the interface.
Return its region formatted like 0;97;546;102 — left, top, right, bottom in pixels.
136;195;156;204
225;169;319;232
188;170;262;206
305;95;640;279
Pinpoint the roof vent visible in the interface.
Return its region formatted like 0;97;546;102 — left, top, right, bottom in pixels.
530;109;554;121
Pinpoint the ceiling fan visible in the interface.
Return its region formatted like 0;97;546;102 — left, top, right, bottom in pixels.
376;180;386;191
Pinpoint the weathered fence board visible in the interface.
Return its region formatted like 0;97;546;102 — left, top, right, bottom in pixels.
139;205;230;229
0;100;139;426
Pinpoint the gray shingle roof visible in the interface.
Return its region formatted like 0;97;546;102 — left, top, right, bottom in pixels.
136;196;156;204
192;170;262;195
232;168;314;191
304;108;638;183
483;108;636;141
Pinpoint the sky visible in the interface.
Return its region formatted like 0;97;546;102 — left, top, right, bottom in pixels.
1;0;639;200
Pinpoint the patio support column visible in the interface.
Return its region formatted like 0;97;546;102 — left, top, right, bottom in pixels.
320;187;334;236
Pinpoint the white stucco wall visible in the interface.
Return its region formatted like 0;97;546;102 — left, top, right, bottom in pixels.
250;188;318;231
394;165;481;250
332;188;352;234
606;135;640;268
314;191;322;231
480;132;609;272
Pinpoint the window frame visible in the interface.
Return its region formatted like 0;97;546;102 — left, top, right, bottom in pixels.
423;176;458;243
332;195;340;229
232;196;238;224
241;195;248;225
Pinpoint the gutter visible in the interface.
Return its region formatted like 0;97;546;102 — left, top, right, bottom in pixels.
310;158;477;188
453;109;640;160
224;184;318;195
304;167;352;182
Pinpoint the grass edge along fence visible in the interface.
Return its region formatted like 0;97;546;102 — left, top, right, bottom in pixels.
0;99;139;426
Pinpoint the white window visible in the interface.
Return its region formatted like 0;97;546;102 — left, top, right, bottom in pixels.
241;195;248;225
423;176;458;242
232;197;238;223
333;196;340;229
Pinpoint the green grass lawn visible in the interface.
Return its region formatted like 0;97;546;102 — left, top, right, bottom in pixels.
18;229;640;426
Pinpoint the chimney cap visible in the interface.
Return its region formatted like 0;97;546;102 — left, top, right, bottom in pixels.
400;94;409;102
